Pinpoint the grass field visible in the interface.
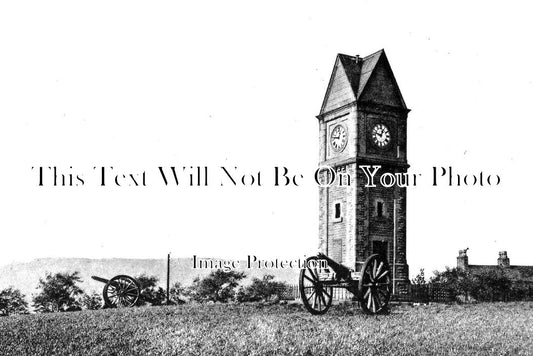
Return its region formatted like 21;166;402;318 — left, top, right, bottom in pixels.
1;302;532;355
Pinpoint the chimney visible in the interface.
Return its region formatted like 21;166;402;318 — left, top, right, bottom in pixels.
457;248;469;271
354;54;361;63
498;251;510;268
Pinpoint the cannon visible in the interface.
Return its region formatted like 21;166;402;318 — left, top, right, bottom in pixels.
92;275;141;308
299;253;391;315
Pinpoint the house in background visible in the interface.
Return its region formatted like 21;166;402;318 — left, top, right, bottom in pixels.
457;249;533;283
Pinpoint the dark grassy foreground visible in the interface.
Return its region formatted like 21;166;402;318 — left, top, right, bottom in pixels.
1;302;532;355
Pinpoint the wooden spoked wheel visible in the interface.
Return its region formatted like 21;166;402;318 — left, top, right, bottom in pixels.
103;275;141;308
358;254;391;315
299;256;333;315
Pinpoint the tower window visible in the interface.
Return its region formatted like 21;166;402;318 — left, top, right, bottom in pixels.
335;203;341;219
377;201;383;217
332;201;343;222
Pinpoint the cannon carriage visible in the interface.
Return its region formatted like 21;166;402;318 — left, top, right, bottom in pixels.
91;275;142;308
299;253;391;315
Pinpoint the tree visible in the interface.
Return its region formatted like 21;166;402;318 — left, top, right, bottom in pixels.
82;292;103;310
0;287;29;316
32;271;84;313
239;275;288;302
136;274;166;306
187;270;245;303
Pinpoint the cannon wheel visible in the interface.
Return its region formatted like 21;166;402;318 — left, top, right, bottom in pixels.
103;275;141;308
299;256;333;315
358;254;391;315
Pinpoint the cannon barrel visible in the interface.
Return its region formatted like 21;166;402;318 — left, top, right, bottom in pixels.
91;276;110;284
317;252;351;281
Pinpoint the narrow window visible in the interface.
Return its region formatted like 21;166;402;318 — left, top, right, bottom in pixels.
377;202;383;217
335;203;341;219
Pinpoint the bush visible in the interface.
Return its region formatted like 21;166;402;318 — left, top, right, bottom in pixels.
411;269;427;286
187;270;245;303
471;268;512;301
169;282;186;304
0;287;29;316
234;286;248;303
237;275;288;303
136;274;167;306
430;267;474;301
430;267;532;302
82;292;103;310
32;271;84;313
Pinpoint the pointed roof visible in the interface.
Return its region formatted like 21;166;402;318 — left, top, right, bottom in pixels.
319;49;408;116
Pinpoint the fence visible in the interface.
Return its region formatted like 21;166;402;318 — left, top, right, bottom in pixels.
281;283;533;303
406;284;453;303
407;283;533;303
280;284;355;301
281;284;450;302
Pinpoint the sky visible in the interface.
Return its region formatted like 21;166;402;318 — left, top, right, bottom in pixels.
1;1;532;277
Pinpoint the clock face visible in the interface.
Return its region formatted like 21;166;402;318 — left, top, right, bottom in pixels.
371;124;391;148
330;124;347;152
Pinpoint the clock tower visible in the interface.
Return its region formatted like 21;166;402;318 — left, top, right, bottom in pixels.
316;49;410;295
